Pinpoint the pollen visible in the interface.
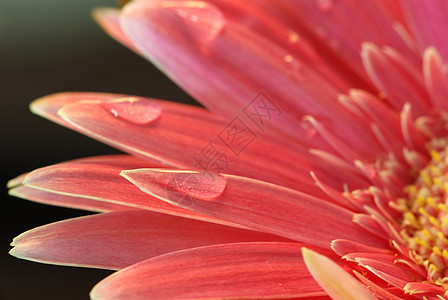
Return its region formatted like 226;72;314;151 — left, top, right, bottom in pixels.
400;139;448;287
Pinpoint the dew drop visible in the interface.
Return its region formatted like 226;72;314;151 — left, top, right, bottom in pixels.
288;31;300;44
110;109;118;118
284;55;294;63
121;169;227;207
171;3;224;44
165;171;227;204
101;97;161;125
316;0;334;12
189;15;198;22
299;119;317;138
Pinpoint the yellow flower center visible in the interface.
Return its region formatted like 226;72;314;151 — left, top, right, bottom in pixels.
399;138;448;287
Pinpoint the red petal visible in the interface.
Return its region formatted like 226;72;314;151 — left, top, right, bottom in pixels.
121;168;389;249
401;0;448;61
343;253;424;288
10;210;287;270
361;43;430;116
331;239;393;257
281;0;417;86
211;0;354;91
353;214;388;239
348;89;404;152
304;115;378;162
423;47;448;112
404;282;445;296
30;92;123;129
9;185;130;212
20;155;239;228
93;7;140;53
400;103;428;153
354;271;407;300
56;95;369;193
90;242;327;299
119;0;386;159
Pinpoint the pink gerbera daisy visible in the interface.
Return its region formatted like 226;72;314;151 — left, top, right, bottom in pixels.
9;0;448;299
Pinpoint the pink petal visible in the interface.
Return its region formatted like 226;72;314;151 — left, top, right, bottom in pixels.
105;0;352;93
331;239;394;257
9;185;130;212
354;271;407;300
401;0;448;61
400;103;428;153
301;248;376;300
10;210;287;270
90;242;327;299
310;171;359;211
423;47;448;112
369;187;403;222
7;172;28;188
121;168;389;249
92;7;140;53
361;43;431;116
404;282;446;296
403;147;430;171
20;155;239;228
30;92;123;129
120;0;298;136
119;0;385;158
56;95;369;194
353;214;388;240
304;115;379;162
343;253;424;288
348;89;404;152
197;0;353;92
281;0;417;86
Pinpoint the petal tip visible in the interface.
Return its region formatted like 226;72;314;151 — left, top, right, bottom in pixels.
302;248;376;300
121;0;224;46
423;46;440;61
29;96;48;117
92;7;119;24
7;174;25;188
9;246;19;257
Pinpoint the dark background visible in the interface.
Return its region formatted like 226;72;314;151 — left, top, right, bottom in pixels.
1;1;195;299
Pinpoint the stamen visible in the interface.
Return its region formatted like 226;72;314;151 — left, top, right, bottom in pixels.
400;138;448;287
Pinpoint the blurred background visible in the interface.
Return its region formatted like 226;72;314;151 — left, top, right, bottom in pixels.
1;1;195;299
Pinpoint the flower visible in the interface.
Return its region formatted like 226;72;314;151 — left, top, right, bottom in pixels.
8;0;448;299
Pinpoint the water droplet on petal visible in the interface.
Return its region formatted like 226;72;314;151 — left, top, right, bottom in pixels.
189;14;198;22
169;2;224;44
101;97;161;125
299;119;317;138
165;171;226;205
288;31;300;44
316;0;334;12
284;55;294;63
121;169;227;207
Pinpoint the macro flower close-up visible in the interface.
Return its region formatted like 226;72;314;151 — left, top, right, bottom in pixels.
7;0;448;299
